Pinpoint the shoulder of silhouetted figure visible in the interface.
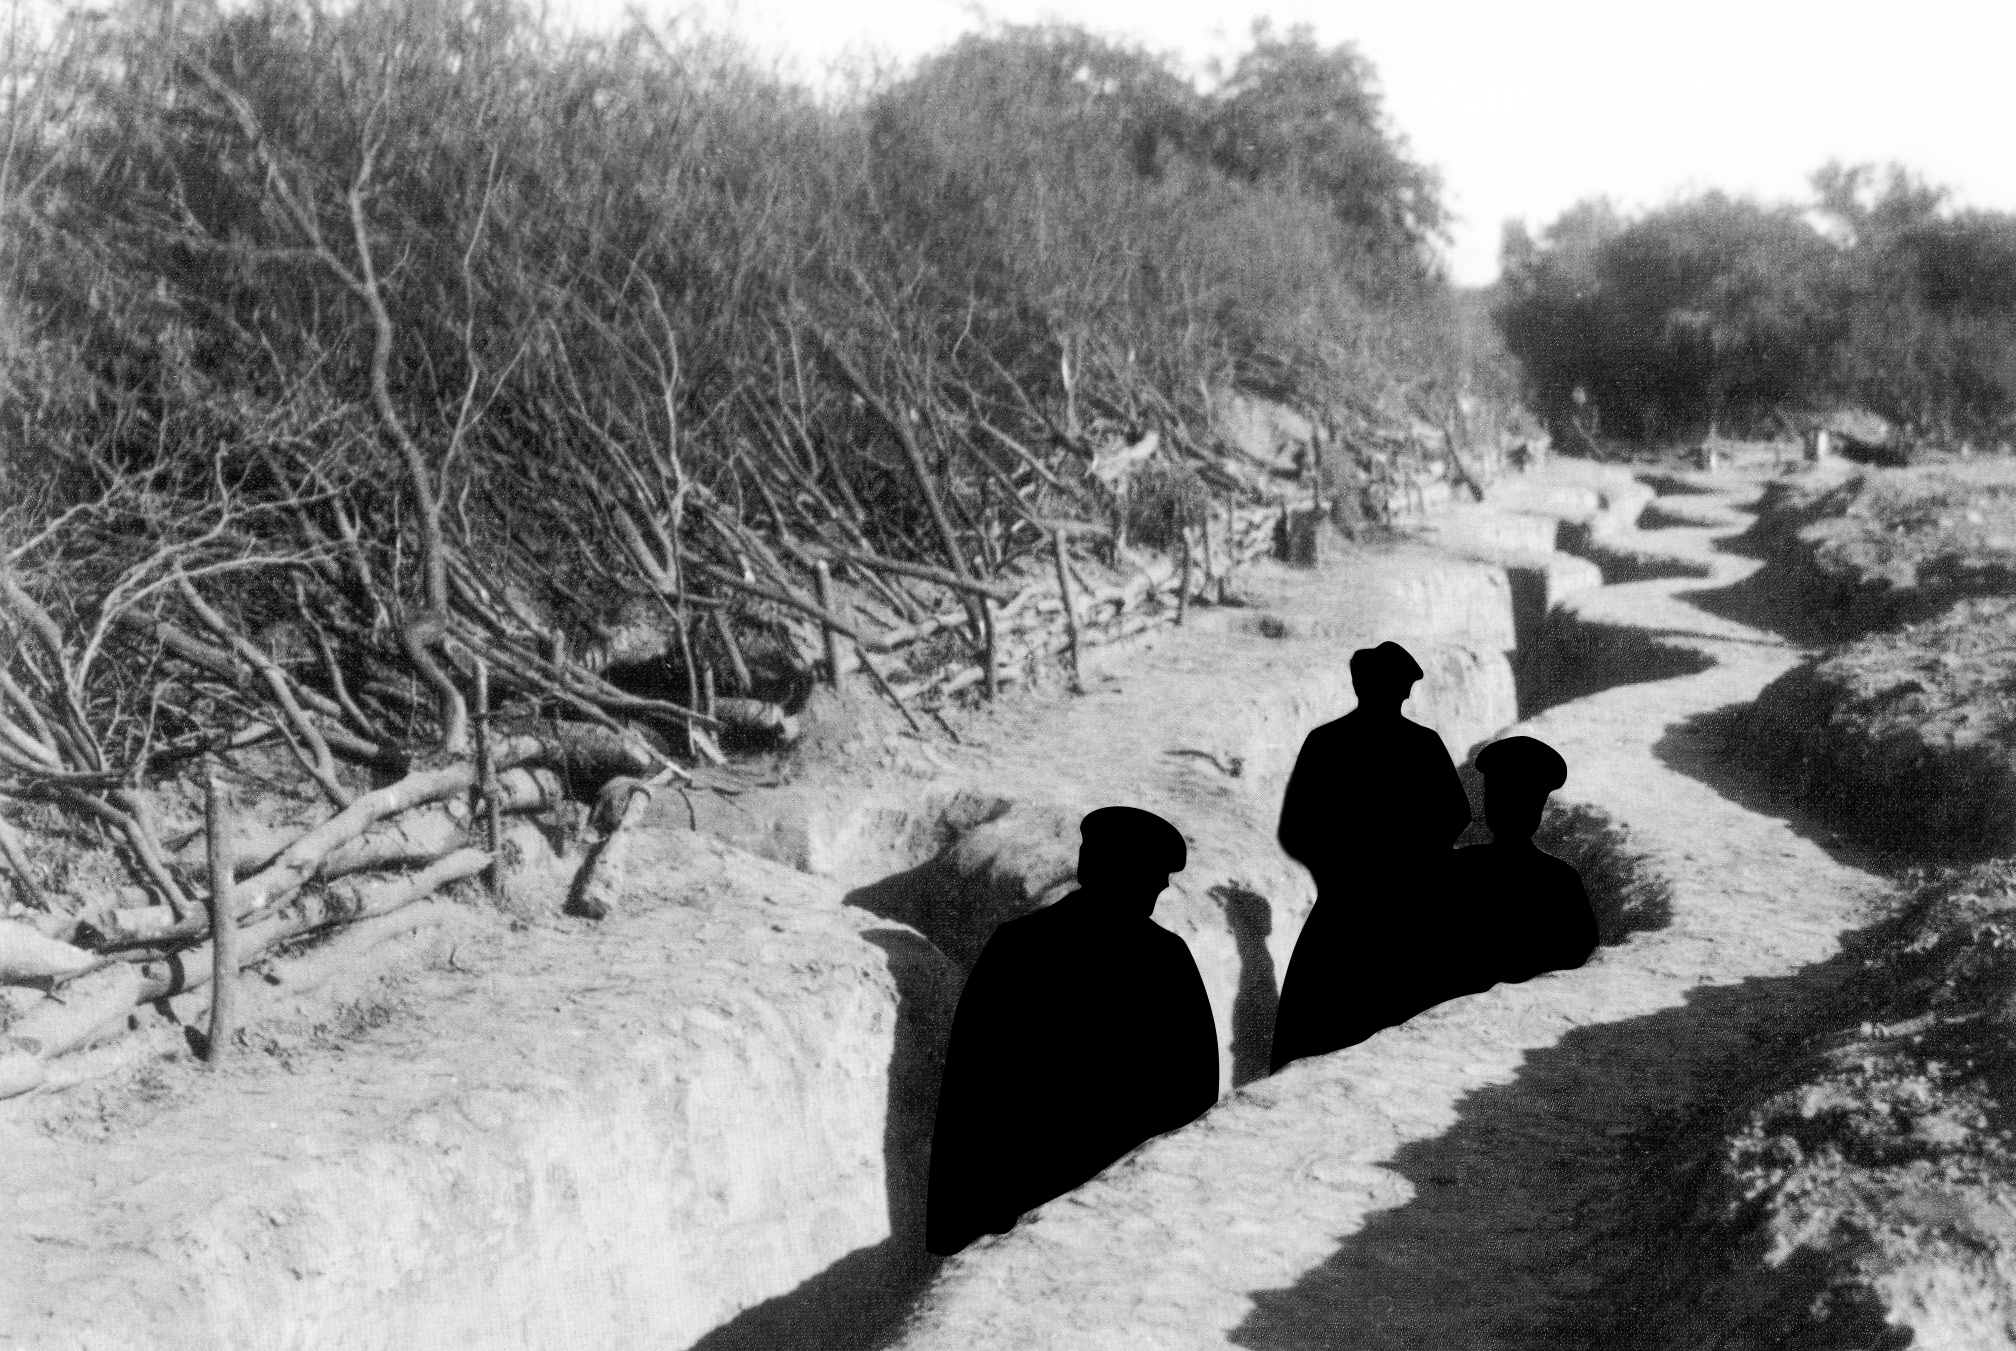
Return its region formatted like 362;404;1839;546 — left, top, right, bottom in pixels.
1506;848;1596;983
1445;842;1597;986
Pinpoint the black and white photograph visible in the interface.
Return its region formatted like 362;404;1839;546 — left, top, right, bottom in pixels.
4;0;2016;1344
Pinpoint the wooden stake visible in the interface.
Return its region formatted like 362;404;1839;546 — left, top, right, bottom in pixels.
1052;531;1082;692
1200;505;1214;591
1177;527;1192;626
203;770;236;1065
980;597;998;700
1309;448;1323;566
473;658;501;900
814;560;845;692
1216;501;1232;602
857;648;924;735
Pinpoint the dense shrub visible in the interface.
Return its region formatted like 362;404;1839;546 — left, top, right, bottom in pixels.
1496;164;2016;446
0;0;1493;788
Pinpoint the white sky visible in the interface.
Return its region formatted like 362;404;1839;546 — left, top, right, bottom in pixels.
554;0;2016;285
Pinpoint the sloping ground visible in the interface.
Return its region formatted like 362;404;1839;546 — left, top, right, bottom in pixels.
1745;461;2016;639
1746;595;2016;859
1609;456;2016;1350
1600;858;2016;1351
0;481;1614;1347
885;463;1904;1350
1731;458;2016;861
0;836;960;1351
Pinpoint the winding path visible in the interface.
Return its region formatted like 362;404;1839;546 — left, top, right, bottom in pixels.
887;463;1894;1350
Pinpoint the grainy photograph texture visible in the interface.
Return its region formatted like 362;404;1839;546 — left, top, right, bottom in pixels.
4;0;2016;1345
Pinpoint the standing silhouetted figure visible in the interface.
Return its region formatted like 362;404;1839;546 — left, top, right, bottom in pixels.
1443;736;1598;995
1271;642;1471;1073
925;807;1218;1256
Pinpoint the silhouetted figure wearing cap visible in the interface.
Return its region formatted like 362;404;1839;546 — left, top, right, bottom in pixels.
1443;736;1597;996
925;806;1218;1256
1270;642;1472;1073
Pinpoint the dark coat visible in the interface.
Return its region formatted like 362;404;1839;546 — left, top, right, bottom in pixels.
1270;710;1471;1072
925;890;1219;1256
1442;841;1598;992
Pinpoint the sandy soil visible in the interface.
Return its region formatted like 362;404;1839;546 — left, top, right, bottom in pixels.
0;493;1533;1348
885;460;1905;1350
1;456;1953;1350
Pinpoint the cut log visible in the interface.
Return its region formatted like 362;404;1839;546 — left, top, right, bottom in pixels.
0;919;94;985
6;963;146;1061
567;780;658;921
712;698;800;743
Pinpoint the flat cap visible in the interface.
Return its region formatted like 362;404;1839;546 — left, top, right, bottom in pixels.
1079;805;1187;874
1350;641;1425;684
1475;735;1567;793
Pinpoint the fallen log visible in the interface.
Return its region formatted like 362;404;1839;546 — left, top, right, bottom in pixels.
712;697;800;743
96;747;547;954
167;766;559;890
0;919;94;985
567;769;675;920
124;848;491;1012
0;849;489;1097
5;963;146;1061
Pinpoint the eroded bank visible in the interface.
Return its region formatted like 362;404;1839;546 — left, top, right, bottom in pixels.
0;464;1647;1350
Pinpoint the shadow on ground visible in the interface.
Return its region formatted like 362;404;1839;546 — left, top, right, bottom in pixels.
1637;472;1726;497
1513;611;1716;721
691;927;950;1351
1227;948;1880;1351
1556;518;1715;585
1650;705;1916;880
1232;625;1905;1351
1215;883;1280;1088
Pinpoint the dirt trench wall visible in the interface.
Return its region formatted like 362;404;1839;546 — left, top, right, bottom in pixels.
835;629;1524;1090
2;526;1576;1350
0;834;958;1351
644;551;1526;1089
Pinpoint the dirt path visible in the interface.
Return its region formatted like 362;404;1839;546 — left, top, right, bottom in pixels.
887;465;1898;1350
0;460;1898;1350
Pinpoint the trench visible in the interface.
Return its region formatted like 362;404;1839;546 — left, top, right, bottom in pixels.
0;461;1717;1350
873;464;1904;1349
658;466;1697;1351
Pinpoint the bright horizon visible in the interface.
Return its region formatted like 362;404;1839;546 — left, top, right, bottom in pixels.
552;0;2016;286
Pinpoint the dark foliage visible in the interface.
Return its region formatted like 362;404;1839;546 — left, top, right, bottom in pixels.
1496;163;2016;446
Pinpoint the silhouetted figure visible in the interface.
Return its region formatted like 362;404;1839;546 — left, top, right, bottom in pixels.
1270;642;1471;1073
925;807;1218;1256
1443;736;1597;994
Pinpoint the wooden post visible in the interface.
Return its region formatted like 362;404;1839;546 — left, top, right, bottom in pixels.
203;770;236;1065
814;560;845;692
1308;448;1323;567
1052;531;1082;693
1216;501;1233;602
1177;527;1193;626
1200;504;1214;591
857;649;924;735
979;597;998;700
473;658;501;900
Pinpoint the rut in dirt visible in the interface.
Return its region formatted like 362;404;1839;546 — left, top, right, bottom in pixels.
887;464;1900;1351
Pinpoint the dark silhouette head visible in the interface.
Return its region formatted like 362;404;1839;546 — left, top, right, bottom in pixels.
1475;735;1567;843
1076;806;1187;918
1350;641;1424;713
